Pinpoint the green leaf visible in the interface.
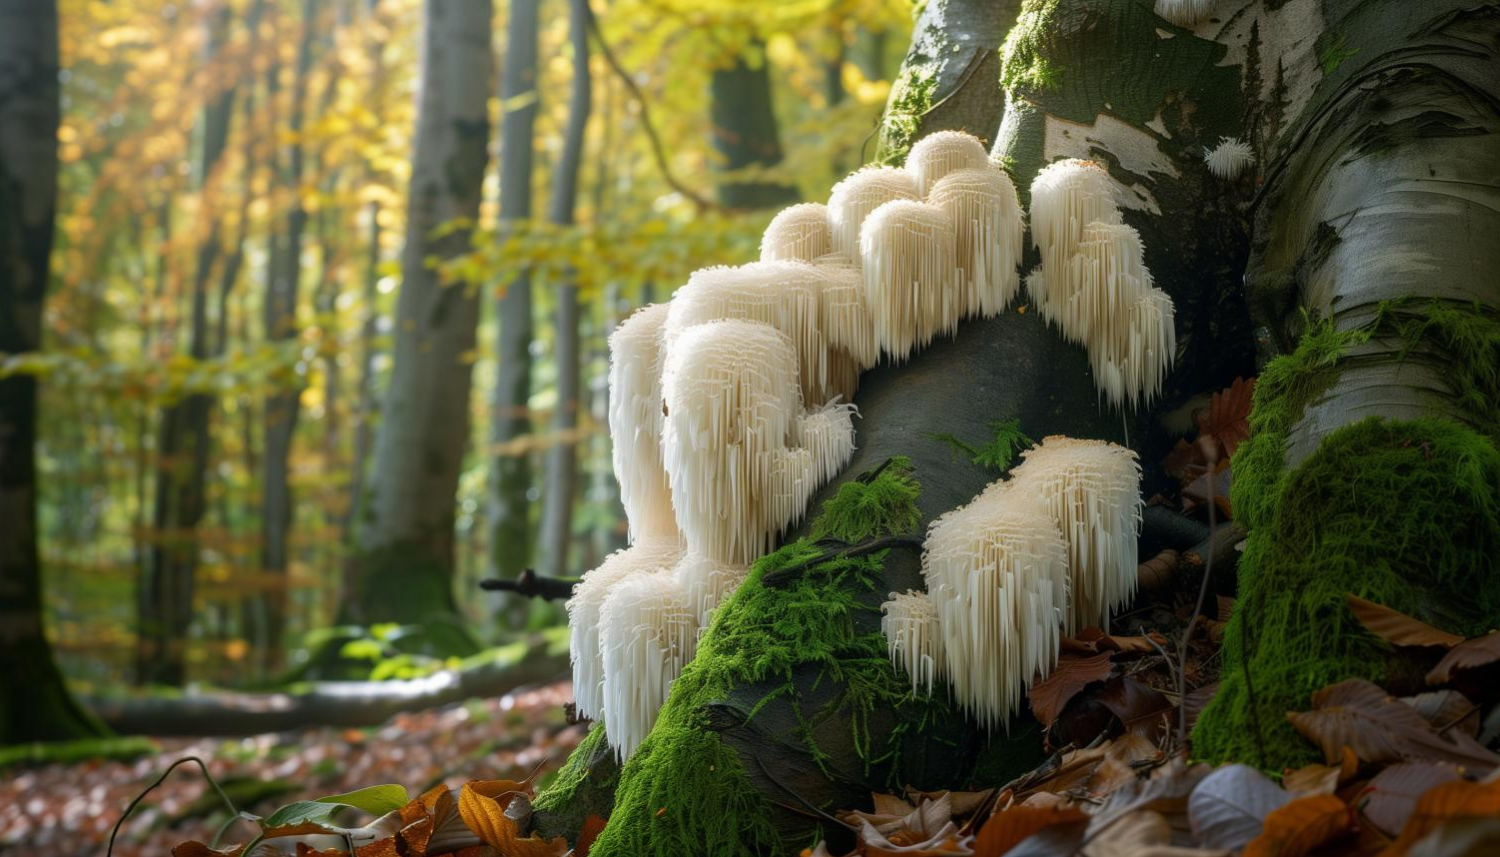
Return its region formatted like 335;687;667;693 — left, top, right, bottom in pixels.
261;784;408;830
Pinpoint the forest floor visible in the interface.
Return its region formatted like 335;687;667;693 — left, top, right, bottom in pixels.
0;680;583;857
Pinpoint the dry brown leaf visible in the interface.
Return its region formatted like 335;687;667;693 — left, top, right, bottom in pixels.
1287;679;1500;772
171;843;242;857
1242;794;1353;857
1196;377;1255;459
1358;762;1464;838
972;803;1087;856
1401;690;1480;738
1380;778;1500;855
1029;652;1115;729
1427;632;1500;685
1282;763;1341;797
575;814;607;857
1097;677;1175;741
1346;595;1464;648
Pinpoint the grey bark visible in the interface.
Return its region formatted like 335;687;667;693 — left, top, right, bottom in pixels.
350;0;492;624
535;0;593;581
0;0;103;742
487;0;540;616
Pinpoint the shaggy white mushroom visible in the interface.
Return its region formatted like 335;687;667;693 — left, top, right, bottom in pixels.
928;167;1025;317
1204;136;1255;180
1008;437;1142;631
608;304;678;540
665;262;850;405
1155;0;1213;27
1027;159;1122;325
905;130;990;197
859;199;961;359
827;165;920;264
598;569;699;760
881;589;945;695
1091;287;1177;409
567;535;685;723
661;320;856;566
810;259;879;372
672;552;750;629
761;202;832;262
924;489;1069;730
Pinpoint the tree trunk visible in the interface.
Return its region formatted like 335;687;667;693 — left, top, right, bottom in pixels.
137;4;239;687
260;0;319;667
349;0;492;624
0;0;105;743
535;0;593;582
537;0;1500;850
487;0;540;618
710;45;798;209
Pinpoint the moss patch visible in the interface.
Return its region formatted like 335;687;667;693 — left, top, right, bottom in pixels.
588;459;958;856
532;724;621;840
1193;301;1500;769
878;67;939;166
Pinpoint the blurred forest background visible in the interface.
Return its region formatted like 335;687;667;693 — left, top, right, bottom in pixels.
8;0;915;697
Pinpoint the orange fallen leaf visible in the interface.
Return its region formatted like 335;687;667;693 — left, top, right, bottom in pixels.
457;779;567;857
576;814;607;857
1379;777;1500;855
1243;794;1353;857
972;803;1087;856
1346;595;1464;649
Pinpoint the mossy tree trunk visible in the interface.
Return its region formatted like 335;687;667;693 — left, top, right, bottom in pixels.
348;0;492;625
0;0;107;744
539;0;1500;851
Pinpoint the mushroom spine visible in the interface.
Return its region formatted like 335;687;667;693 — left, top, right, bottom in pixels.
608;303;678;541
881;589;946;696
761;202;832;262
599;569;699;760
1204;137;1255;180
827;165;919;264
905;129;991;198
859;199;960;360
928;167;1025;317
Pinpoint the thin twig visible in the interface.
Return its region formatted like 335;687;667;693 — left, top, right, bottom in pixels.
109;756;237;857
582;2;730;213
760;535;924;587
1177;445;1220;741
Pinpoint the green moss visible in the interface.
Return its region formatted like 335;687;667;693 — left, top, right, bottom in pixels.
1316;31;1359;75
878;67;939;166
1194;301;1500;769
999;0;1063;93
589;459;948;857
0;736;158;769
532;724;621;840
930;419;1034;474
810;456;923;542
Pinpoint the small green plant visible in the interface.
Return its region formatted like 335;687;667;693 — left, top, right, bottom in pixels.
930;417;1034;472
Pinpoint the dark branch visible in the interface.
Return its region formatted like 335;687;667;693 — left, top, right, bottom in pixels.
760;535;924;588
479;568;580;601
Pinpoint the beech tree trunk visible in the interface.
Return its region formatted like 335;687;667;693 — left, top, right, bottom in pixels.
349;0;492;624
710;45;798;209
537;0;1500;851
0;0;103;743
488;0;541;613
535;0;593;581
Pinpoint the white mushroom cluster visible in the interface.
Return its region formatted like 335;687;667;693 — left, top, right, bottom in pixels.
1027;159;1176;409
1204;137;1255;180
884;435;1141;730
571;132;1172;756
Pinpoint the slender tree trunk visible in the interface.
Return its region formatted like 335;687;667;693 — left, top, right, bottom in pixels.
488;0;540;615
0;0;104;742
259;0;318;666
709;44;797;209
346;202;380;537
535;0;593;581
138;6;239;687
350;0;493;624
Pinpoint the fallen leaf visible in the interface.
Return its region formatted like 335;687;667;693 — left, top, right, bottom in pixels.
575;814;607;857
1080;809;1170;857
1286;679;1500;772
1346;595;1464;648
1029;653;1115;730
1358;762;1464;838
1180;684;1219;734
1196;377;1255;459
1380;778;1500;855
1405;816;1500;857
1401;690;1480;738
1089;735;1165;795
1281;763;1341;797
1427;633;1500;685
456;780;567;857
973;803;1087;856
1242;794;1353;857
1096;677;1174;741
1188;764;1292;851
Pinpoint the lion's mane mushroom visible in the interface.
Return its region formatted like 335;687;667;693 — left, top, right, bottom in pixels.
761;202;833;262
608;303;678;540
665;261;849;405
1027;159;1122;325
1092;286;1176;410
672;552;750;629
905;129;991;198
567;535;685;724
810;259;878;378
599;568;699;760
828;165;920;264
1155;0;1213;27
881;589;946;695
1203;136;1255;180
928;167;1025;317
660;319;855;566
923;489;1069;729
1008;436;1142;631
859;199;960;360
